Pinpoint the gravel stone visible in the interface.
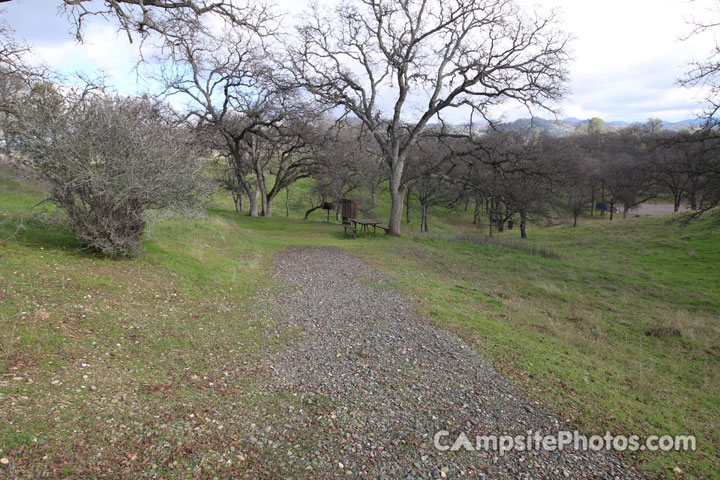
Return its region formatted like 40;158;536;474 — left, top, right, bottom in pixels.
266;247;644;479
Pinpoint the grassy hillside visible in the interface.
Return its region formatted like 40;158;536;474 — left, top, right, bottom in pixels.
1;167;718;478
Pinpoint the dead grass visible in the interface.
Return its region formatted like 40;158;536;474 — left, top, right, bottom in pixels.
450;232;563;259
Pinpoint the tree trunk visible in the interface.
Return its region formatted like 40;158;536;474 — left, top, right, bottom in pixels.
609;203;614;221
388;160;406;235
473;196;480;225
590;185;595;216
254;158;270;216
421;202;428;232
371;188;377;208
520;210;527;239
259;186;270;216
249;196;258;216
304;204;322;220
405;188;411;223
673;190;682;212
286;187;290;217
488;196;498;237
236;171;258;217
232;191;240;212
573;213;578;227
265;188;275;217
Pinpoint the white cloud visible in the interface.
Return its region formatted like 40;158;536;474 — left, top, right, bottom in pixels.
33;22;146;93
5;0;720;122
515;0;719;121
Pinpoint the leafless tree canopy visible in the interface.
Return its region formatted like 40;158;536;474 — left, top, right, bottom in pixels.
288;0;570;235
403;136;457;232
681;0;720;126
0;0;263;43
0;19;45;112
151;4;321;217
0;19;49;155
303;120;387;219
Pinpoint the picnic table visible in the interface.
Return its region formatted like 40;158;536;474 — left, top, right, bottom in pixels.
348;218;389;237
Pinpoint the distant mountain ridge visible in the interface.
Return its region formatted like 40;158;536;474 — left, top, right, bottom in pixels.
497;117;705;136
424;118;705;137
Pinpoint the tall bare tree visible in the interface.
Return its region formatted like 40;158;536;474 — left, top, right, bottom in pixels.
305;121;373;220
647;131;696;212
404;136;457;232
558;138;594;227
153;6;297;217
240;110;321;216
682;129;720;217
288;0;570;235
595;129;656;220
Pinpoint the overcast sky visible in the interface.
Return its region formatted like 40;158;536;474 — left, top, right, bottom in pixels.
2;0;718;123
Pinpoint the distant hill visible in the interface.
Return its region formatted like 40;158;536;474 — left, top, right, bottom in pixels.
425;117;705;137
496;117;705;136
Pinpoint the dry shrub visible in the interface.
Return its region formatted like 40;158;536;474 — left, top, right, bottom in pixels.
9;86;214;255
641;309;720;357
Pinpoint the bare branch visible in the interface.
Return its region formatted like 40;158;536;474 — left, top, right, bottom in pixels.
287;0;570;234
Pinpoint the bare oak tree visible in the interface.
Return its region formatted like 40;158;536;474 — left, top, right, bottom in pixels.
404;136;457;232
288;0;570;235
239;110;321;216
153;7;293;217
595;130;656;220
680;129;720;217
558;137;595;226
305;121;373;220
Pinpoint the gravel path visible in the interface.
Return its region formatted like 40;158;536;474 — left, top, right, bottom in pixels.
268;247;643;479
628;203;691;216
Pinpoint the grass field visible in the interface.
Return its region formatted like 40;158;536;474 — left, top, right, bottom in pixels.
1;166;719;478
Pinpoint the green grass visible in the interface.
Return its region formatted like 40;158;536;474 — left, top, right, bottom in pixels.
356;217;719;478
1;165;718;478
